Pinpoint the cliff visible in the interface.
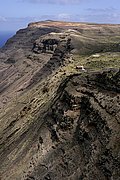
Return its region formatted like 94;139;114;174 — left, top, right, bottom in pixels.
0;21;120;180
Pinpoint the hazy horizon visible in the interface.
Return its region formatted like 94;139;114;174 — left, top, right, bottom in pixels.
0;0;120;32
0;0;120;47
0;17;120;47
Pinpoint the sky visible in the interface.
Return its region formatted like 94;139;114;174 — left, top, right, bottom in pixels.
0;0;120;32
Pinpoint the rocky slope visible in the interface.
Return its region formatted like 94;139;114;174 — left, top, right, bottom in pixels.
0;21;120;180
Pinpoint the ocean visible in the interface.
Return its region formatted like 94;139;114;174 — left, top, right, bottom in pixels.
0;31;15;48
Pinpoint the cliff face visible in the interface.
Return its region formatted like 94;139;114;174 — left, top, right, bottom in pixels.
21;69;119;180
0;21;120;180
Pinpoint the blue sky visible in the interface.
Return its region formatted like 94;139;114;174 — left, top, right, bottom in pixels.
0;0;120;32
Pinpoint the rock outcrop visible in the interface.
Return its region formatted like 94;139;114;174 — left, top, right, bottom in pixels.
23;69;119;180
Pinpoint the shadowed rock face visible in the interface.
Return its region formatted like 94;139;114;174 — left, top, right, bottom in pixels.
33;38;59;53
0;21;120;180
28;69;119;180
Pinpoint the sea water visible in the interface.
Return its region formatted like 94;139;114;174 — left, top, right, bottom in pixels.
0;31;15;48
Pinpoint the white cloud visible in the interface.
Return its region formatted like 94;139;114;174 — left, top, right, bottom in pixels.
86;7;117;13
21;0;82;4
84;8;120;24
58;13;71;20
0;16;7;22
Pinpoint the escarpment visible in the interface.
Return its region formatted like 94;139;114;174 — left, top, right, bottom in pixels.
29;33;72;86
0;69;119;180
0;21;120;180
